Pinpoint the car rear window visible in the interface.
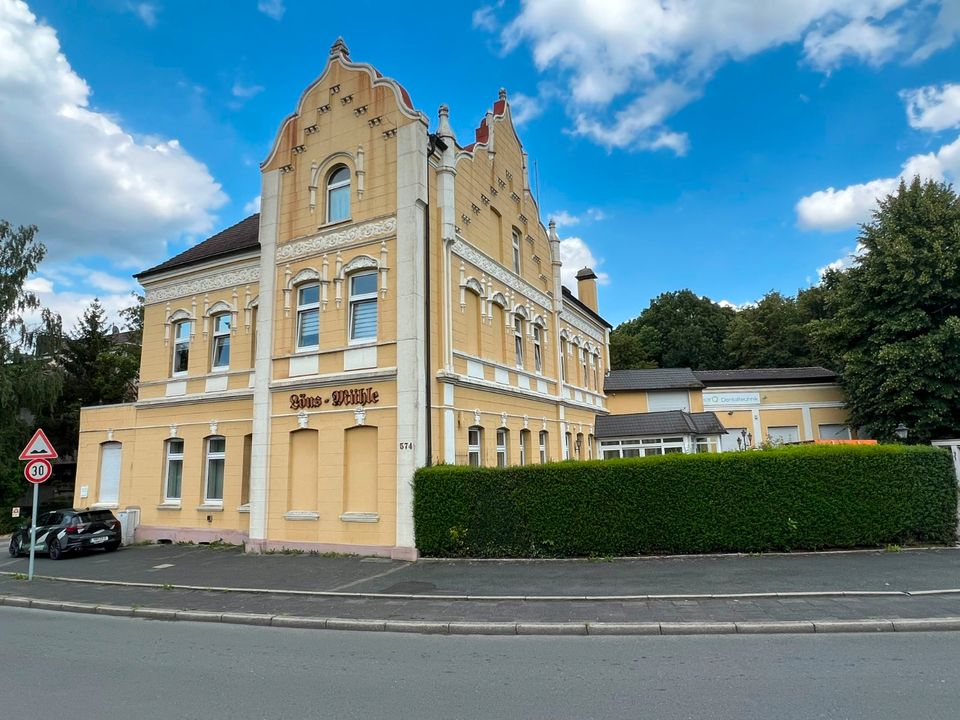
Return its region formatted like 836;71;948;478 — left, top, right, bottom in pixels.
79;510;116;523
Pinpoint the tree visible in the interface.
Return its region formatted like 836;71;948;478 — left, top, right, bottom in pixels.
612;290;735;370
811;178;960;441
0;221;62;524
609;323;659;369
38;296;142;460
724;291;820;369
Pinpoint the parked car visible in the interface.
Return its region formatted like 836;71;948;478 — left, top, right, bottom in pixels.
8;508;122;560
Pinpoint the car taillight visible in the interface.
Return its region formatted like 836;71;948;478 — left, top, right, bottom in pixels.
64;525;80;534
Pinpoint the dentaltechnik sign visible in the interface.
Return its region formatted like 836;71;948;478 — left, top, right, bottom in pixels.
702;392;761;407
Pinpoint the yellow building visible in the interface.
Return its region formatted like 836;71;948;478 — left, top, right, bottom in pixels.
599;366;852;456
75;39;611;559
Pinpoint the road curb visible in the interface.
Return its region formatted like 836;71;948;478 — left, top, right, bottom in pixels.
4;594;960;636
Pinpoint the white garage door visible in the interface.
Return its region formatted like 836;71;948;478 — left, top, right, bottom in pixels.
767;426;800;445
647;390;690;412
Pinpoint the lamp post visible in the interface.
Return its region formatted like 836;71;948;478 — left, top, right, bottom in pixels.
894;423;909;442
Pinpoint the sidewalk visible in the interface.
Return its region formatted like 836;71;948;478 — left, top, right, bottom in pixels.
2;544;959;635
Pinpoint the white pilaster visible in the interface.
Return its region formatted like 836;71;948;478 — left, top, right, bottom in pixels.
394;120;429;556
801;405;814;440
248;169;280;547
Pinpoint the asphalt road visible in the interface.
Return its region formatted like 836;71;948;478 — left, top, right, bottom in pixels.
4;607;959;719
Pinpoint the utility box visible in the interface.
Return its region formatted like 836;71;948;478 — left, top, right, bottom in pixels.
117;508;140;546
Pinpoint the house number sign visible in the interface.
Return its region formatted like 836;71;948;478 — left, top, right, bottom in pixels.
289;387;380;410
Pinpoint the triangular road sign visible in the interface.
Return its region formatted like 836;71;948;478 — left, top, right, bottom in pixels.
19;428;58;461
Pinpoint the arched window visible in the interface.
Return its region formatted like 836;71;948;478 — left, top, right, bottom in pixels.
211;314;231;370
296;283;320;350
348;271;378;342
172;320;191;376
164;438;184;503
326;165;351;223
467;426;483;467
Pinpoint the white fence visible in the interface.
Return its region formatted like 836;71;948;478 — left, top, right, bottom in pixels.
931;440;960;541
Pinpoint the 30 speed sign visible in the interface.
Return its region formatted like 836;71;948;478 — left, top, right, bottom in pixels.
24;458;52;484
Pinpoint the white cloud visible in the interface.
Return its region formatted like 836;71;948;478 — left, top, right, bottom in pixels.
550;210;580;227
797;134;960;230
232;81;264;99
257;0;285;21
817;242;867;279
586;207;606;221
716;299;757;311
507;91;544;126
558;236;610;292
803;18;901;71
25;276;137;331
0;1;227;266
24;276;53;294
127;2;158;27
87;269;136;294
497;0;948;154
911;0;960;61
244;195;261;214
472;3;501;32
902;83;960;132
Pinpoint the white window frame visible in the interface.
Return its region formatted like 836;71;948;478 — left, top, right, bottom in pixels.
514;316;524;368
519;430;529;466
164;439;184;503
204;436;226;504
564;432;572;460
592;354;599;389
539;430;548;463
326;165;351;223
468;426;482;467
533;325;543;374
496;428;509;467
818;423;852;441
560;339;567;382
600;436;686;459
512;229;522;274
348;271;378;344
210;314;231;371
581;349;589;389
98;441;122;506
172;320;191;376
295;283;320;351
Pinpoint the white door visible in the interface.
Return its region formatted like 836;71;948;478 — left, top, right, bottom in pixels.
98;442;122;505
720;428;747;452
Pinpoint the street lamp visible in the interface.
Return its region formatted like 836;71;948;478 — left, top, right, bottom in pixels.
735;429;753;450
894;423;909;441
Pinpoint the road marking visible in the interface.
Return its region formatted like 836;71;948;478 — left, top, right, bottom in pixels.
327;562;411;592
151;563;175;570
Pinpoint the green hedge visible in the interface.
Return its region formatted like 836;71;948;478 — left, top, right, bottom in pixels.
413;445;957;557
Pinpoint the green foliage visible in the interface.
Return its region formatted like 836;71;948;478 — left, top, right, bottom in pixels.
413;445;956;557
724;291;824;368
811;178;960;441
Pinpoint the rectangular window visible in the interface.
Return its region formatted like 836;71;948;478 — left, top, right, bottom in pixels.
514;316;524;368
533;325;542;374
818;423;851;440
512;229;521;274
519;430;530;466
539;430;548;463
211;314;231;370
205;437;226;503
496;428;508;467
581;350;589;389
560;339;567;382
172;321;190;375
592;356;599;389
767;426;800;445
164;439;184;502
349;272;378;342
98;442;122;505
296;284;320;350
468;427;482;467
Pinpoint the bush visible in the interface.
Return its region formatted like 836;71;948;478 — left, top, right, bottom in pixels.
413;445;957;557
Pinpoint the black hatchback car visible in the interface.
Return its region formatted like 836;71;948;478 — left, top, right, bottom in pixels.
8;508;122;560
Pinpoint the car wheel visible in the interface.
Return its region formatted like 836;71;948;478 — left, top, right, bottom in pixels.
104;542;120;553
8;536;22;558
48;538;63;561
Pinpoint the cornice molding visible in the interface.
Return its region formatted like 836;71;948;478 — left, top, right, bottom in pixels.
451;237;553;311
559;309;604;343
146;266;260;305
276;216;396;263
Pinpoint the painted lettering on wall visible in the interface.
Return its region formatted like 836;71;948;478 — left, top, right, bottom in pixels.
289;387;381;411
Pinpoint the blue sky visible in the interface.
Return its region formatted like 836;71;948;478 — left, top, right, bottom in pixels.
3;0;960;329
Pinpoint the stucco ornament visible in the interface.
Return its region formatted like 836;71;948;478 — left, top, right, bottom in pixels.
354;406;366;426
297;411;309;429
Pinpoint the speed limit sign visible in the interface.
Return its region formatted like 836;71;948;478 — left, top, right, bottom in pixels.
24;458;52;484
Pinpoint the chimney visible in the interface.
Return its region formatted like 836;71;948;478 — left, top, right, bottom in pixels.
576;268;599;312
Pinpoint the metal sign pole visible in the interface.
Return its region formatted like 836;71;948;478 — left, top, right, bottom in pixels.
28;482;38;581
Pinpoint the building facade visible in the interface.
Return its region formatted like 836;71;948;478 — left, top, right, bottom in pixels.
599;366;853;456
74;40;611;559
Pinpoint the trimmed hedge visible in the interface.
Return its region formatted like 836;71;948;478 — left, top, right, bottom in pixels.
413;445;957;557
